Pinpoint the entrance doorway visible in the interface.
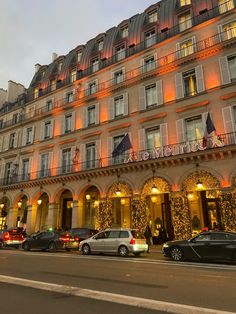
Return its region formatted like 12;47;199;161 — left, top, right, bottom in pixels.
201;191;221;230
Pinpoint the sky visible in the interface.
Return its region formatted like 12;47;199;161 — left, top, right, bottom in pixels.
0;0;157;90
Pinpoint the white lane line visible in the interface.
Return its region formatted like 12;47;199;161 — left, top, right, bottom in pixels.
2;251;236;271
0;274;234;314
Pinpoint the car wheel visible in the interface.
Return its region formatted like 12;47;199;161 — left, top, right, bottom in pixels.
82;244;91;255
118;245;129;257
170;247;184;261
23;242;30;251
48;242;56;252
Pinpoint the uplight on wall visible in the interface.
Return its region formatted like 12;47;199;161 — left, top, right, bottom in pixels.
18;200;22;208
86;194;91;201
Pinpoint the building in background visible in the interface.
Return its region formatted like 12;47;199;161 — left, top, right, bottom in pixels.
0;0;235;240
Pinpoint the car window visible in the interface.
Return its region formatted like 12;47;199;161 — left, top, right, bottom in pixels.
210;233;227;240
40;232;55;240
108;231;120;238
226;234;236;240
195;234;211;241
120;231;129;238
131;230;145;239
95;231;109;239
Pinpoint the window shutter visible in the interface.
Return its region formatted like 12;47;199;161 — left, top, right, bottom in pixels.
63;92;67;103
107;137;113;164
71;111;76;132
219;56;231;85
138;129;146;151
22;128;27;146
109;97;115;120
38;154;42;172
111;70;115;84
4;135;9;151
61;116;65;134
176;119;185;143
50;120;54;138
85;83;89;96
192;36;197;52
14;131;18;148
95;79;98;93
156;80;163;106
175;73;184;99
40;122;45;141
128;132;132;152
222;106;234;133
0;136;3;152
123;92;129;116
95;103;100;125
196;65;205;93
140;58;145;73
80;144;86;169
72;88;76;101
139;86;146;110
49;152;53;174
28;157;32;179
96;139;101;161
71;146;76;165
218;25;223;41
160;123;168;146
32;126;35;143
122;67;126;81
83;107;88;128
176;42;181;59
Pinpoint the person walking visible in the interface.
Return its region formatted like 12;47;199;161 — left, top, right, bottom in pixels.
144;224;152;253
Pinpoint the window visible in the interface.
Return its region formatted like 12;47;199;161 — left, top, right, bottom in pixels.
114;95;124;118
148;10;158;23
34;88;39;99
113;70;124;84
222;21;236;40
50;80;56;91
144;56;155;72
58;62;63;72
77;51;82;63
86;143;96;169
113;135;125;164
183;69;197;96
12;114;18;124
145;84;157;107
40;153;49;177
5;162;12;183
91;58;99;72
195;234;211;241
46;100;53;111
185;115;204;141
228;55;236;81
70;70;77;82
219;0;234;14
121;26;128;38
180;38;194;57
66;91;73;103
179;12;192;32
88;82;97;95
116;45;126;61
88;106;95;126
146;127;161;150
145;29;156;47
44;121;51;139
22;159;29;181
9;133;16;149
98;40;104;51
26;127;33;144
65;114;72;133
62;148;71;173
180;0;191;6
0;120;3;129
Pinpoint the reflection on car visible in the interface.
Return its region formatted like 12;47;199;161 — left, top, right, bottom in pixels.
162;231;236;262
0;228;25;249
22;231;77;252
79;228;148;257
69;228;98;244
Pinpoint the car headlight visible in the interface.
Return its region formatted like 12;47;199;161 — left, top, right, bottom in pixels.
163;243;169;248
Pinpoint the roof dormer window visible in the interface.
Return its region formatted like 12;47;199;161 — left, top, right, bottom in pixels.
180;0;191;6
58;62;63;72
148;10;158;23
77;51;82;63
98;40;104;51
121;26;129;38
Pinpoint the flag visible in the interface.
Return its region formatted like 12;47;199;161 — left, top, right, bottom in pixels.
112;134;132;158
203;113;224;148
206;112;216;135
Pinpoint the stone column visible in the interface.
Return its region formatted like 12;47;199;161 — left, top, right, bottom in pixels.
26;205;37;235
71;200;79;228
7;207;18;228
96;199;112;231
219;192;236;232
131;197;147;232
47;203;58;230
170;192;192;240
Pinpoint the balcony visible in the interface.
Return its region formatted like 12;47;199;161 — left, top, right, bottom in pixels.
0;132;235;189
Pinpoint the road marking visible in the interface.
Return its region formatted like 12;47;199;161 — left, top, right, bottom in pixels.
0;274;234;314
2;251;236;271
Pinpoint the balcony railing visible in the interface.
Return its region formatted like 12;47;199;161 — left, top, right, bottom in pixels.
0;132;235;187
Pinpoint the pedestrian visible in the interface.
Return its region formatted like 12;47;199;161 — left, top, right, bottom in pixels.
144;224;152;253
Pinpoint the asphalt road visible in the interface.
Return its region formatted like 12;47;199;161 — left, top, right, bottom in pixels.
0;249;236;314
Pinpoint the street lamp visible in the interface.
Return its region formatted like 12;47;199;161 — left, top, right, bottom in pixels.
86;194;91;201
196;180;203;190
0;203;4;209
17;200;22;208
37;199;42;205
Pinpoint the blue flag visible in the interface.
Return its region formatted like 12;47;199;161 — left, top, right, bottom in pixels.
206;112;216;135
112;134;132;157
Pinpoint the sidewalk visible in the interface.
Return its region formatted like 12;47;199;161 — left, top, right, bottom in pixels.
148;244;163;254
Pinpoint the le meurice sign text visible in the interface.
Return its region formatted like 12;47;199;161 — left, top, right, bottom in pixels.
124;137;224;163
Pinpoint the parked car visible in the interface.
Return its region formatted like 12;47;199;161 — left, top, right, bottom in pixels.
69;228;98;243
0;228;25;249
79;228;148;257
162;231;236;262
22;231;78;252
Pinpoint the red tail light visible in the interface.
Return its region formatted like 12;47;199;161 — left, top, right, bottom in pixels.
74;236;80;241
130;238;136;245
3;232;10;240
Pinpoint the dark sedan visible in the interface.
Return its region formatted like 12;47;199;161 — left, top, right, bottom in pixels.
162;231;236;262
22;231;76;252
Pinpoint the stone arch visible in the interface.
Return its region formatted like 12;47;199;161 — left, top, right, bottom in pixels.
78;182;103;200
54;186;75;203
107;181;133;198
229;166;236;189
182;170;220;192
31;188;51;206
141;176;171;198
138;173;174;195
105;177;135;197
13;191;30;207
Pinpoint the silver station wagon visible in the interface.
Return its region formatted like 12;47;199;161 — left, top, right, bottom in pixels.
79;228;148;257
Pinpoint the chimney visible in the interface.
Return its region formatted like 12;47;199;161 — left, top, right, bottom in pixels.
0;88;7;107
52;52;58;62
35;63;41;73
6;81;25;103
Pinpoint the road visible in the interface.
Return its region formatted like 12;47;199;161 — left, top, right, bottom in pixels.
0;249;236;314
